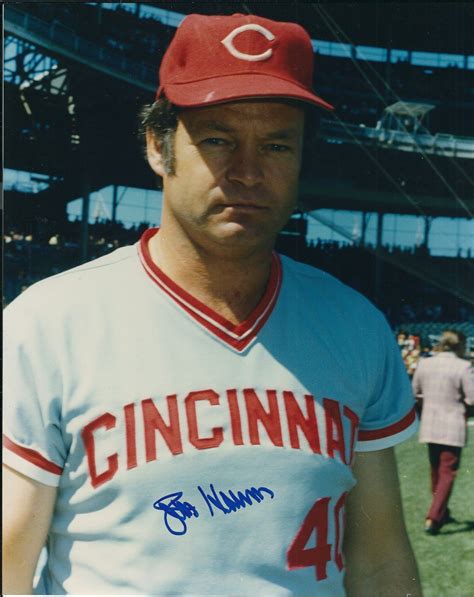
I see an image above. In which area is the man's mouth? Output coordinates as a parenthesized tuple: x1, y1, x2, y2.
(219, 203, 267, 211)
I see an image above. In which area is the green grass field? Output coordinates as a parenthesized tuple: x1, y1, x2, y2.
(395, 427, 474, 597)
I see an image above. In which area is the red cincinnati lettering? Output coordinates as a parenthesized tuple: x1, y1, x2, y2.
(244, 388, 283, 447)
(323, 398, 347, 463)
(81, 413, 118, 489)
(185, 390, 224, 450)
(226, 389, 243, 445)
(142, 396, 183, 462)
(284, 391, 321, 454)
(124, 402, 137, 470)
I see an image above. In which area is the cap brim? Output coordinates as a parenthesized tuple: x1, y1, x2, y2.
(161, 73, 334, 111)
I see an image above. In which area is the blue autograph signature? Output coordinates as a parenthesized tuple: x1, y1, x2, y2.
(198, 483, 274, 516)
(153, 484, 274, 536)
(153, 492, 199, 536)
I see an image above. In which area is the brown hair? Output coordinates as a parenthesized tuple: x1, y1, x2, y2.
(436, 329, 466, 356)
(139, 98, 179, 175)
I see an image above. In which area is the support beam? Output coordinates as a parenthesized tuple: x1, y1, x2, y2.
(375, 212, 384, 306)
(376, 212, 384, 248)
(360, 212, 368, 246)
(112, 184, 118, 223)
(81, 178, 90, 263)
(423, 215, 433, 248)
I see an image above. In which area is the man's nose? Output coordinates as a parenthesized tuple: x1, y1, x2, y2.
(226, 144, 264, 187)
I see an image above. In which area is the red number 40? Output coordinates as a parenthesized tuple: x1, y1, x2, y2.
(286, 492, 347, 582)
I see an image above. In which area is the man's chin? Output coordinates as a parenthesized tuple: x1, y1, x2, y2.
(206, 222, 277, 253)
(213, 221, 271, 242)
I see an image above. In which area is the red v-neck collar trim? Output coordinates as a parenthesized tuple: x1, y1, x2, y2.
(137, 228, 282, 352)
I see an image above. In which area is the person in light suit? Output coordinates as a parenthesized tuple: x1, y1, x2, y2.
(413, 329, 474, 534)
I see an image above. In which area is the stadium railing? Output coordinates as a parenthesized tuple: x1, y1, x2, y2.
(5, 6, 155, 91)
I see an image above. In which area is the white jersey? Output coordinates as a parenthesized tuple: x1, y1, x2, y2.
(4, 228, 417, 596)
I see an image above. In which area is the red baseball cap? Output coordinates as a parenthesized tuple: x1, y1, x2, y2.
(157, 13, 334, 111)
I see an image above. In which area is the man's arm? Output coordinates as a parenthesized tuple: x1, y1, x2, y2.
(411, 366, 423, 400)
(461, 364, 474, 416)
(411, 367, 424, 415)
(344, 448, 423, 597)
(2, 465, 57, 594)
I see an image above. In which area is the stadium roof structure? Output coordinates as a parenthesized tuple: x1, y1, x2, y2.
(4, 2, 474, 221)
(383, 102, 436, 118)
(147, 1, 474, 55)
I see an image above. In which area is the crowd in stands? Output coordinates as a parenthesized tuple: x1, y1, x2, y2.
(396, 328, 474, 377)
(397, 332, 425, 377)
(4, 219, 146, 302)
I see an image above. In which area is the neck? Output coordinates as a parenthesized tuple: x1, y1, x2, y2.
(148, 227, 275, 325)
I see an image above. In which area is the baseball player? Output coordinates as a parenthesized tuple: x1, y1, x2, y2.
(3, 13, 422, 596)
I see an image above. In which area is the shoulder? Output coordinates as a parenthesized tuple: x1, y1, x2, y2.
(419, 353, 471, 370)
(455, 355, 474, 371)
(438, 353, 471, 368)
(279, 254, 386, 326)
(4, 245, 138, 330)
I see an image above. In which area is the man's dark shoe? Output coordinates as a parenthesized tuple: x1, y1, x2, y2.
(442, 510, 456, 525)
(424, 519, 440, 535)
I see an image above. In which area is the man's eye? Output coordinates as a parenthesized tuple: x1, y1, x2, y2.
(202, 138, 227, 146)
(266, 144, 291, 152)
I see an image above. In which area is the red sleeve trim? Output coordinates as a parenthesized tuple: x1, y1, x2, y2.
(3, 435, 63, 475)
(358, 407, 417, 441)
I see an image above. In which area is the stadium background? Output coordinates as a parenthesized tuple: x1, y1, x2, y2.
(4, 2, 474, 595)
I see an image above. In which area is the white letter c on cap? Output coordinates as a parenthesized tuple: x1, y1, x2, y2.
(221, 24, 275, 62)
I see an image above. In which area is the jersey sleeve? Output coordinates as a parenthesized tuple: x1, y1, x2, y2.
(3, 292, 66, 486)
(354, 313, 418, 452)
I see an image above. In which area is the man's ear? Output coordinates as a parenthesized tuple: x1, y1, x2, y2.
(146, 130, 166, 178)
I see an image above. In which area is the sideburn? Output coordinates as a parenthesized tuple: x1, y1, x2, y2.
(161, 131, 176, 176)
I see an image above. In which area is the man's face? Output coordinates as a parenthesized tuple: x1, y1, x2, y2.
(147, 100, 305, 256)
